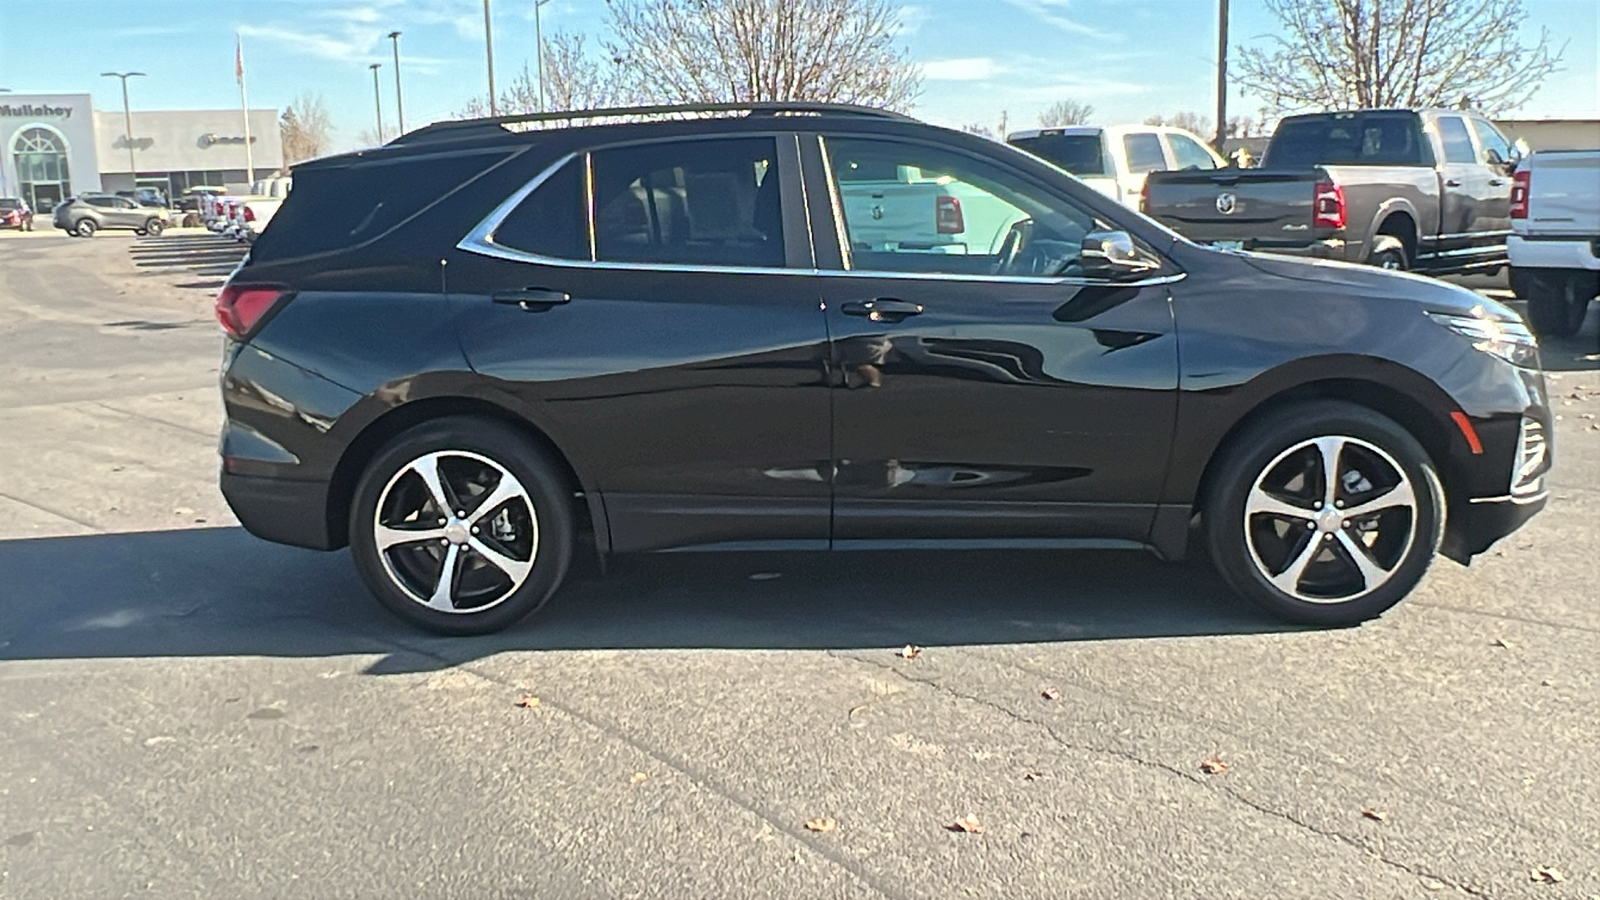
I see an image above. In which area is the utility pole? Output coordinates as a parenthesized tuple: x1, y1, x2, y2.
(483, 0, 498, 116)
(1214, 0, 1229, 153)
(534, 0, 552, 112)
(369, 63, 385, 144)
(100, 71, 146, 185)
(388, 31, 405, 134)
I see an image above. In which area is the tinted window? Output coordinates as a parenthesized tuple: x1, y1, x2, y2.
(825, 137, 1109, 278)
(1437, 117, 1477, 164)
(591, 137, 784, 268)
(1266, 113, 1426, 167)
(1470, 118, 1514, 164)
(1009, 134, 1106, 176)
(1122, 134, 1167, 174)
(493, 157, 587, 260)
(86, 197, 116, 208)
(1168, 134, 1218, 170)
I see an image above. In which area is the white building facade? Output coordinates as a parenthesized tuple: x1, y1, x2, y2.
(1, 92, 281, 211)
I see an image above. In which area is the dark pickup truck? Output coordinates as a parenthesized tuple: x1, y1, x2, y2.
(1142, 109, 1520, 274)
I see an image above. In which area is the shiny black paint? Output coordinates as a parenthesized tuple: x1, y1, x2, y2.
(218, 112, 1549, 567)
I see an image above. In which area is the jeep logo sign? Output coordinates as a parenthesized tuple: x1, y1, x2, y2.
(1216, 192, 1237, 215)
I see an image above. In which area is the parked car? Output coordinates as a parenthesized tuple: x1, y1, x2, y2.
(217, 101, 1549, 636)
(52, 194, 171, 237)
(116, 187, 169, 208)
(1007, 124, 1226, 209)
(239, 177, 293, 243)
(834, 156, 1025, 255)
(0, 197, 34, 231)
(1508, 149, 1599, 338)
(176, 186, 225, 213)
(1141, 109, 1520, 273)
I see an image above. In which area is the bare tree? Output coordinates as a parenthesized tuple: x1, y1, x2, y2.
(279, 92, 332, 164)
(1145, 111, 1213, 136)
(459, 32, 630, 118)
(603, 0, 920, 111)
(961, 110, 1010, 140)
(1038, 99, 1094, 127)
(1236, 0, 1563, 117)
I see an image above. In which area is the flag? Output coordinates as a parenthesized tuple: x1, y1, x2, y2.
(235, 36, 244, 85)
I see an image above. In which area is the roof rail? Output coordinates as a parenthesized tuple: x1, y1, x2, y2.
(392, 101, 915, 143)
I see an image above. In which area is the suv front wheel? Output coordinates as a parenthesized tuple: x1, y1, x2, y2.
(1204, 402, 1443, 625)
(348, 418, 574, 635)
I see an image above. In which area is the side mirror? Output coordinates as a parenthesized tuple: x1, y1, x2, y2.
(1081, 230, 1161, 280)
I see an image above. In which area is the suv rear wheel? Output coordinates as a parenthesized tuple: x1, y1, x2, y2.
(1204, 402, 1443, 625)
(74, 218, 96, 238)
(349, 418, 574, 635)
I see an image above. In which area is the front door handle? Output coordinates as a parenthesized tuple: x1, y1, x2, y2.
(841, 298, 924, 322)
(1444, 178, 1462, 187)
(1489, 178, 1507, 187)
(493, 287, 571, 310)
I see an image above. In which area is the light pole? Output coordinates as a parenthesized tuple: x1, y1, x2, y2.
(369, 63, 385, 144)
(387, 31, 405, 135)
(1214, 0, 1229, 153)
(483, 0, 498, 116)
(101, 71, 145, 185)
(534, 0, 552, 112)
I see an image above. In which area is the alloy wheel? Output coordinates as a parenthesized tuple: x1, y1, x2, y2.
(372, 450, 539, 614)
(1243, 435, 1417, 603)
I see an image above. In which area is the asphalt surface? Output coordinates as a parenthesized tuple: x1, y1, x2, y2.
(1, 228, 1597, 899)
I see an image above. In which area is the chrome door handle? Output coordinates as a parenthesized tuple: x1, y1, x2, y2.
(1489, 178, 1507, 186)
(841, 298, 924, 321)
(1444, 179, 1462, 187)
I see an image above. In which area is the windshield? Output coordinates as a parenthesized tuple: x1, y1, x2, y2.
(1009, 134, 1107, 176)
(1266, 112, 1426, 167)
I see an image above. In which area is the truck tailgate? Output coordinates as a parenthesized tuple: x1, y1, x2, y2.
(1143, 169, 1322, 243)
(1525, 150, 1600, 237)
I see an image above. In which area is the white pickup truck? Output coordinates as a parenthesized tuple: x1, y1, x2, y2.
(835, 160, 1026, 256)
(232, 176, 294, 243)
(1509, 150, 1599, 338)
(1006, 124, 1226, 210)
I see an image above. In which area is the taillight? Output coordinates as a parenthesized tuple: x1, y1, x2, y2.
(1510, 170, 1530, 219)
(936, 195, 964, 234)
(215, 284, 289, 339)
(243, 205, 255, 223)
(1313, 180, 1346, 230)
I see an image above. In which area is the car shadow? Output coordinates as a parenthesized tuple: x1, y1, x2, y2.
(0, 527, 1304, 671)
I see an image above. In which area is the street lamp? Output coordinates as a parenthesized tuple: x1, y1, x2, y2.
(483, 0, 497, 116)
(369, 63, 385, 144)
(534, 0, 553, 112)
(100, 71, 146, 184)
(387, 31, 405, 135)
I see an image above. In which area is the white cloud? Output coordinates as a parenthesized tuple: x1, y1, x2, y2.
(1000, 0, 1115, 39)
(921, 57, 1005, 81)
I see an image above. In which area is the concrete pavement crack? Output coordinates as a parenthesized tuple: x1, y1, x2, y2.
(831, 649, 1492, 899)
(90, 400, 217, 439)
(1409, 601, 1600, 636)
(0, 490, 103, 531)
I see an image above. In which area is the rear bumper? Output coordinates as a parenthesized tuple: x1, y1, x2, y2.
(1196, 236, 1350, 260)
(221, 471, 340, 550)
(1507, 234, 1600, 271)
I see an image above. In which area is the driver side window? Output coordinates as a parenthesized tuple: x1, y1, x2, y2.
(824, 137, 1106, 278)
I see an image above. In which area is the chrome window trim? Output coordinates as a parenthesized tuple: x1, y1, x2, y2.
(458, 141, 1185, 287)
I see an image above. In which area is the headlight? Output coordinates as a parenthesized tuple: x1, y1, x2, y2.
(1427, 312, 1539, 368)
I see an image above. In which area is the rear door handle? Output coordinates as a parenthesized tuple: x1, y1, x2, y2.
(493, 287, 571, 310)
(841, 298, 923, 321)
(1444, 179, 1462, 187)
(1488, 178, 1507, 186)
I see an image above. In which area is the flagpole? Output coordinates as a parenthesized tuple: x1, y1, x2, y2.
(237, 34, 255, 182)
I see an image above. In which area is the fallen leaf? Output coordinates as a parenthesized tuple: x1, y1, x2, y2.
(847, 703, 870, 718)
(516, 694, 541, 708)
(1420, 877, 1446, 891)
(804, 816, 837, 833)
(1023, 770, 1046, 781)
(1530, 867, 1565, 884)
(1040, 687, 1061, 701)
(1199, 756, 1229, 775)
(946, 814, 984, 834)
(630, 772, 648, 785)
(1491, 638, 1512, 649)
(897, 644, 922, 659)
(1360, 808, 1387, 822)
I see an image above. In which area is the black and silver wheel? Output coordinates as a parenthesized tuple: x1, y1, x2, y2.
(1205, 402, 1443, 625)
(1526, 270, 1592, 338)
(144, 219, 164, 237)
(74, 218, 96, 238)
(349, 418, 573, 635)
(1367, 239, 1407, 271)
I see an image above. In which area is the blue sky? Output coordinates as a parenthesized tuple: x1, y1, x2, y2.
(1, 0, 1595, 153)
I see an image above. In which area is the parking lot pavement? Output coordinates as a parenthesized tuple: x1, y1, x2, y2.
(1, 231, 1597, 898)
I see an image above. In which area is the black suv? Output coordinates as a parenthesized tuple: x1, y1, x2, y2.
(217, 102, 1550, 635)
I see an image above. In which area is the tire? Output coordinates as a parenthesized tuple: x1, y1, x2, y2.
(1204, 401, 1444, 626)
(144, 219, 164, 237)
(1526, 270, 1590, 338)
(1367, 237, 1408, 271)
(348, 417, 574, 635)
(1507, 267, 1534, 300)
(74, 218, 97, 238)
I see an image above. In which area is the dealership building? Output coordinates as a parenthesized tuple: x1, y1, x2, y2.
(0, 92, 282, 211)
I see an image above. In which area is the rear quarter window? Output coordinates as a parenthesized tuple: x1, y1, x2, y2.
(1122, 134, 1168, 174)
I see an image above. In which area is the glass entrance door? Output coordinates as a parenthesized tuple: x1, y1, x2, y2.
(12, 127, 72, 213)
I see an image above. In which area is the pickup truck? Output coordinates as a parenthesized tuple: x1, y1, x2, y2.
(237, 176, 293, 243)
(1008, 124, 1226, 210)
(1142, 109, 1520, 274)
(835, 158, 1025, 256)
(1509, 149, 1600, 338)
